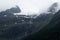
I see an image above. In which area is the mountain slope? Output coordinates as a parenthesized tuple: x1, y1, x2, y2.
(22, 10, 60, 40)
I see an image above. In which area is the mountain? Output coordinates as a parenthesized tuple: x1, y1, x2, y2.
(0, 3, 59, 40)
(31, 2, 58, 32)
(22, 10, 60, 40)
(0, 5, 21, 17)
(48, 2, 58, 14)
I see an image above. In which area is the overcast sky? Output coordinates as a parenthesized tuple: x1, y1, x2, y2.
(0, 0, 60, 15)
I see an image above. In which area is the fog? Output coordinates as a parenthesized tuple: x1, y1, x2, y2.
(0, 0, 60, 15)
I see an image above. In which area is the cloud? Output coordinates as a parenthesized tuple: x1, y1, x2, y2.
(0, 0, 60, 15)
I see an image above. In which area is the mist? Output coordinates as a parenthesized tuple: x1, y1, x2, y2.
(0, 0, 60, 15)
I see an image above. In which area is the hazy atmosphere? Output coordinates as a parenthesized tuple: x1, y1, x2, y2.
(0, 0, 60, 15)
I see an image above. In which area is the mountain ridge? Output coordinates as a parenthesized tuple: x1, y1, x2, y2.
(22, 10, 60, 40)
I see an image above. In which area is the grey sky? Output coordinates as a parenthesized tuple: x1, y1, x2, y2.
(0, 0, 60, 15)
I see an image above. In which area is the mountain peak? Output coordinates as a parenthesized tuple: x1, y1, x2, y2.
(48, 2, 58, 14)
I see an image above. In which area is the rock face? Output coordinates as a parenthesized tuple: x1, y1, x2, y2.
(22, 10, 60, 40)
